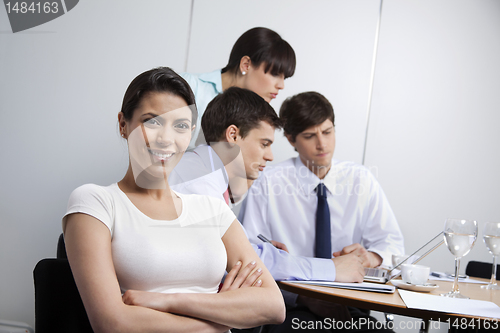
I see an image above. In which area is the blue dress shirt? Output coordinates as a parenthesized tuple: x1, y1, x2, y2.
(170, 145, 337, 282)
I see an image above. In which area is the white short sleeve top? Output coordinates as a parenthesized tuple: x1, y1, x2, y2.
(63, 183, 235, 294)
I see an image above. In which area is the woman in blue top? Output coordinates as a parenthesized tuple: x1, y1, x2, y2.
(63, 67, 285, 333)
(182, 27, 296, 147)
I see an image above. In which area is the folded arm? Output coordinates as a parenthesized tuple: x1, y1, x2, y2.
(64, 213, 229, 333)
(123, 221, 286, 329)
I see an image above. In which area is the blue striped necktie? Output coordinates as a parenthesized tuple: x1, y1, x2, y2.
(315, 183, 331, 258)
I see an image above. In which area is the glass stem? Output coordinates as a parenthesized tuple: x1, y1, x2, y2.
(491, 255, 498, 285)
(452, 257, 460, 293)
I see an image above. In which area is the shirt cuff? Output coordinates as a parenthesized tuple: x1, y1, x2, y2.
(308, 257, 336, 281)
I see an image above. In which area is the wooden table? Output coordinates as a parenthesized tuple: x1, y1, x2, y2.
(279, 279, 500, 325)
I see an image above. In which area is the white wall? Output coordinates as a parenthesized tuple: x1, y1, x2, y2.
(0, 0, 498, 329)
(187, 0, 381, 165)
(0, 0, 192, 326)
(366, 0, 500, 273)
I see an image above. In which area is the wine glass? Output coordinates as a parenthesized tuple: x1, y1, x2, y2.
(481, 222, 500, 290)
(441, 218, 477, 298)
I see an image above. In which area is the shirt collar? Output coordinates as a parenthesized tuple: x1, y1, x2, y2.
(294, 157, 337, 195)
(193, 144, 227, 176)
(209, 145, 229, 181)
(198, 69, 223, 94)
(194, 144, 230, 183)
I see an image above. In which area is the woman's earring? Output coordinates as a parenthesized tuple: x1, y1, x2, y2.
(121, 133, 125, 138)
(241, 71, 246, 75)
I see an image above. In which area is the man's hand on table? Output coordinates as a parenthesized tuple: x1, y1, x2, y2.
(263, 240, 378, 281)
(333, 243, 382, 268)
(331, 253, 365, 283)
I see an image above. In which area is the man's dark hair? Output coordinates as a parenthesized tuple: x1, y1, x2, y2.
(202, 87, 282, 143)
(221, 27, 296, 79)
(279, 92, 335, 142)
(121, 67, 197, 122)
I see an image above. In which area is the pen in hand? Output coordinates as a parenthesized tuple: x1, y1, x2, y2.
(257, 234, 290, 253)
(258, 234, 275, 246)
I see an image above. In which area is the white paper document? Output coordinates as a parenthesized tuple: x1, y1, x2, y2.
(286, 280, 395, 294)
(399, 290, 500, 319)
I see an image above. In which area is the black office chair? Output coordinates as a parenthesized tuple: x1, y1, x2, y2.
(56, 233, 67, 259)
(466, 260, 500, 280)
(33, 234, 93, 333)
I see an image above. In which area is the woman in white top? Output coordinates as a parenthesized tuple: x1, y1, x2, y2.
(63, 67, 285, 333)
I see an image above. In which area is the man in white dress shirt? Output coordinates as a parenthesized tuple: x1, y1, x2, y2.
(170, 87, 365, 285)
(239, 91, 404, 332)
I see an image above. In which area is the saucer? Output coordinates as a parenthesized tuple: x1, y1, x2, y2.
(391, 280, 439, 292)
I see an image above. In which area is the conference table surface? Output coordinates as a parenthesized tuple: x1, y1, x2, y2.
(278, 278, 500, 323)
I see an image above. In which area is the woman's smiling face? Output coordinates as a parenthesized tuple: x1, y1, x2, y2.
(121, 92, 193, 185)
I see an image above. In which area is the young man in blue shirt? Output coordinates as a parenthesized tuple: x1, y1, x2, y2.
(170, 87, 365, 287)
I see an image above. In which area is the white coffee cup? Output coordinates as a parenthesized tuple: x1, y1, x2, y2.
(401, 264, 430, 285)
